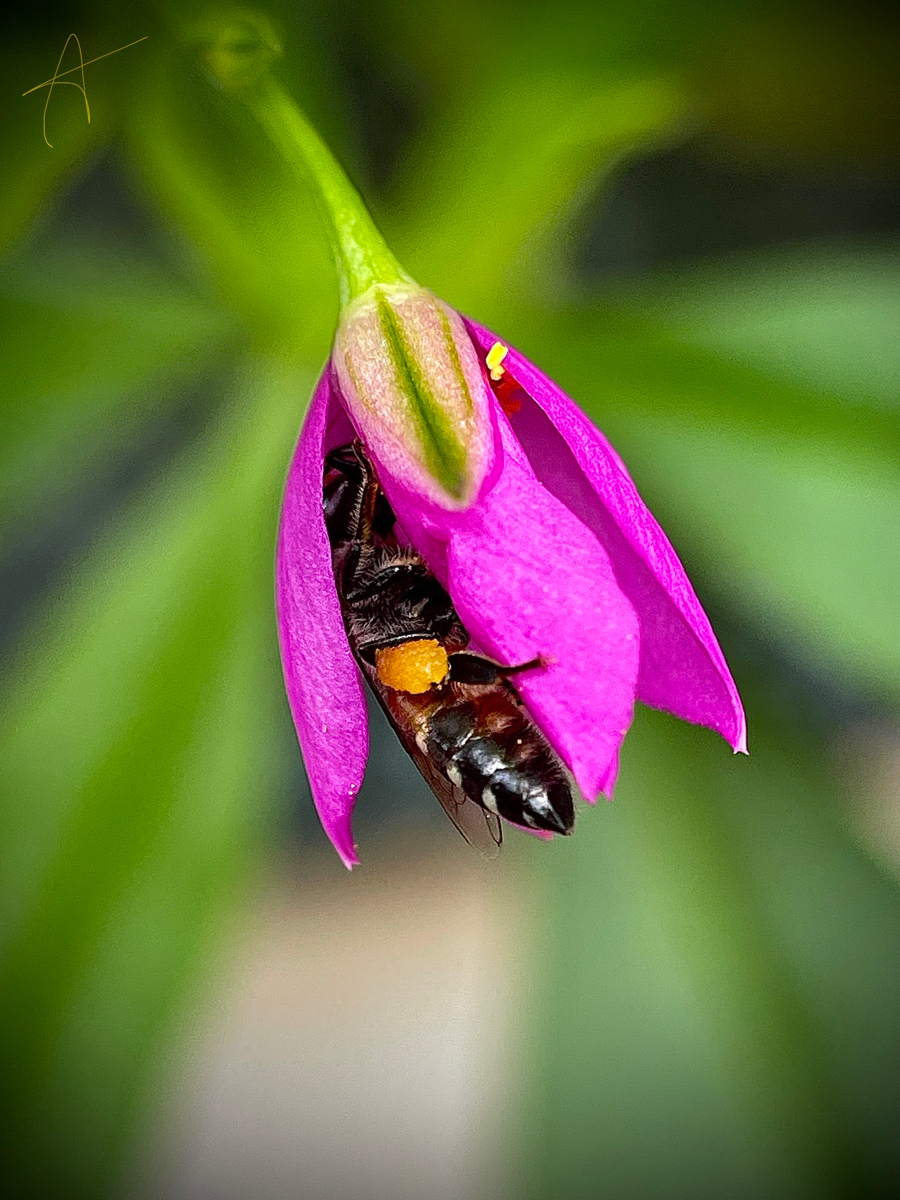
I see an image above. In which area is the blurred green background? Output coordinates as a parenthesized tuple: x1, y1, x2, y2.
(3, 1, 900, 1197)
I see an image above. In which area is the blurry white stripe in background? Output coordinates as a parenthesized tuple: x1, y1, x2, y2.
(130, 840, 526, 1200)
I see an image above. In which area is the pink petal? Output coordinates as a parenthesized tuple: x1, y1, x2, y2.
(465, 320, 747, 754)
(508, 822, 555, 841)
(382, 409, 641, 802)
(276, 367, 367, 867)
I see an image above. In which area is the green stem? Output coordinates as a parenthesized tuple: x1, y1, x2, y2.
(245, 78, 411, 305)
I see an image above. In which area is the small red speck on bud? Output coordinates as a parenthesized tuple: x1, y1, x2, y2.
(491, 372, 525, 417)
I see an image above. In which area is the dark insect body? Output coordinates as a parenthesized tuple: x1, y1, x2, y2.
(323, 441, 575, 853)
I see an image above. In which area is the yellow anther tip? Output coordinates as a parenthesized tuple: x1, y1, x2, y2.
(486, 342, 508, 381)
(375, 639, 449, 693)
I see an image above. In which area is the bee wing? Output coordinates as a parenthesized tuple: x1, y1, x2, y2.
(365, 670, 502, 859)
(414, 746, 502, 860)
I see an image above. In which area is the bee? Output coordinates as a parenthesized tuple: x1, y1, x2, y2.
(323, 440, 575, 854)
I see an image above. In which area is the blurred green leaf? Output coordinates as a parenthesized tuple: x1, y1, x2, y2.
(516, 704, 900, 1198)
(1, 42, 102, 250)
(618, 414, 900, 706)
(686, 7, 900, 163)
(509, 245, 900, 701)
(0, 353, 309, 1196)
(0, 236, 237, 540)
(121, 19, 337, 348)
(612, 241, 900, 414)
(393, 69, 688, 313)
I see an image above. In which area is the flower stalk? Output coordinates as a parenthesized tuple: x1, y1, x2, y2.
(191, 12, 410, 304)
(191, 15, 492, 507)
(246, 78, 411, 304)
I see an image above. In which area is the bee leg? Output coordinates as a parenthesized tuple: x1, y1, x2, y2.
(325, 449, 361, 534)
(324, 443, 364, 474)
(339, 542, 366, 598)
(325, 443, 395, 540)
(354, 448, 395, 544)
(328, 443, 398, 600)
(447, 652, 545, 685)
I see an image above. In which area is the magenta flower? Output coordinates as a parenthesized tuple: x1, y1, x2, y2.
(184, 25, 744, 867)
(277, 285, 745, 867)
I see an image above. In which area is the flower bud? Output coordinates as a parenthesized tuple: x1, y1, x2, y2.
(332, 285, 494, 507)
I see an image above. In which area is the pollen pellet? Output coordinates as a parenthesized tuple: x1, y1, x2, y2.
(375, 639, 449, 693)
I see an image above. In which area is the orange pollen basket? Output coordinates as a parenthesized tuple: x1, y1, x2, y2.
(375, 639, 450, 693)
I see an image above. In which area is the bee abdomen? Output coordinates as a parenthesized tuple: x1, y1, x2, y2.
(428, 704, 574, 836)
